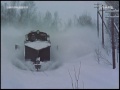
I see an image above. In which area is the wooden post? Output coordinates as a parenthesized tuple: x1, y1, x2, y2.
(111, 11, 116, 69)
(117, 32, 119, 63)
(94, 3, 100, 37)
(97, 4, 99, 37)
(102, 5, 104, 48)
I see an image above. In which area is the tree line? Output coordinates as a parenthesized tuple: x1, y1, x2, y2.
(1, 1, 95, 30)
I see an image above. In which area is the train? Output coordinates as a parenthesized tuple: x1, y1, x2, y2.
(24, 30, 51, 71)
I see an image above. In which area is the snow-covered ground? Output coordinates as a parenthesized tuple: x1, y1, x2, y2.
(1, 26, 119, 89)
(1, 1, 119, 89)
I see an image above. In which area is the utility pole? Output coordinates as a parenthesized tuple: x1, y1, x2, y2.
(105, 9, 119, 69)
(94, 3, 100, 37)
(97, 4, 99, 37)
(102, 5, 104, 48)
(111, 11, 116, 69)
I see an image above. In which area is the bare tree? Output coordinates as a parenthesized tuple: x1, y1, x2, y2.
(67, 18, 73, 28)
(94, 48, 112, 65)
(68, 61, 84, 89)
(95, 48, 101, 64)
(77, 12, 93, 27)
(43, 11, 52, 29)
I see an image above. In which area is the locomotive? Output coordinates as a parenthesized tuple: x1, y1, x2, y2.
(24, 30, 51, 71)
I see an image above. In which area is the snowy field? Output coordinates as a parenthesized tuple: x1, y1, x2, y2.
(1, 1, 119, 89)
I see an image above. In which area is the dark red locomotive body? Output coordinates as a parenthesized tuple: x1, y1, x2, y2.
(24, 30, 51, 64)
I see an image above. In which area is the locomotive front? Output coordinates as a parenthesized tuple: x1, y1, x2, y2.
(24, 30, 51, 71)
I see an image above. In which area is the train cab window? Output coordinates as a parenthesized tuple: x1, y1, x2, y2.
(27, 31, 37, 42)
(39, 32, 47, 41)
(26, 30, 49, 42)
